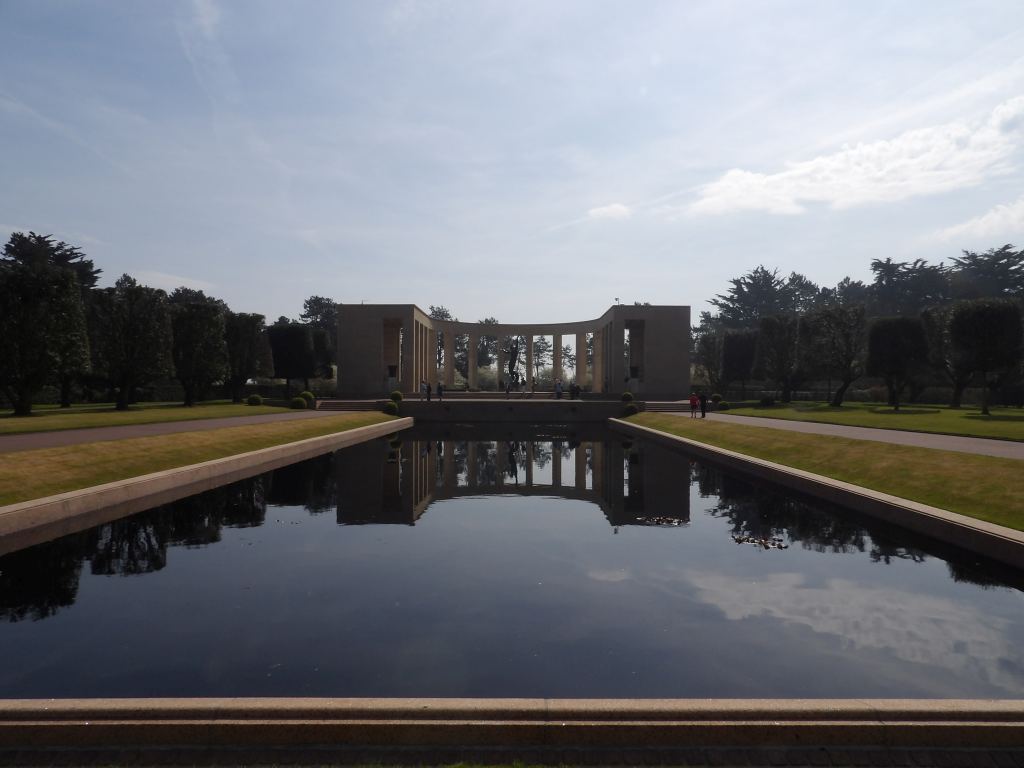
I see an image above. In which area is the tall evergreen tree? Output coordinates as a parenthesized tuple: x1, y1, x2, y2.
(949, 299, 1023, 415)
(169, 288, 228, 407)
(866, 317, 929, 411)
(225, 312, 272, 402)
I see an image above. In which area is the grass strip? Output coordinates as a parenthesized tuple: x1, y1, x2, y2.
(629, 413, 1024, 532)
(0, 401, 293, 435)
(0, 412, 394, 506)
(723, 401, 1024, 441)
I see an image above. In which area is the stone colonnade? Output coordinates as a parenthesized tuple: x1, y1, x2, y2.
(336, 304, 690, 398)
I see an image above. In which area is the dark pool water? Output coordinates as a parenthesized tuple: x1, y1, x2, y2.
(1, 424, 1022, 698)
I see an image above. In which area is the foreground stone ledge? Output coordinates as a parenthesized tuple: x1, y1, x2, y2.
(0, 699, 1021, 750)
(0, 417, 412, 555)
(610, 418, 1024, 569)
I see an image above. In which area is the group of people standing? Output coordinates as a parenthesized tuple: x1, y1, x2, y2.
(419, 380, 444, 401)
(688, 391, 709, 418)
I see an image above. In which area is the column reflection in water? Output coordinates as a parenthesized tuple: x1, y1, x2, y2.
(333, 434, 690, 529)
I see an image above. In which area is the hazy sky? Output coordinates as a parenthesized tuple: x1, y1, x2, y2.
(2, 1, 1024, 324)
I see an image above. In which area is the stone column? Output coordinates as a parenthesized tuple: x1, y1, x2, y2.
(553, 334, 562, 384)
(576, 332, 587, 387)
(443, 441, 456, 493)
(444, 333, 456, 388)
(467, 442, 478, 487)
(575, 444, 587, 490)
(592, 328, 604, 393)
(526, 442, 534, 486)
(496, 335, 505, 391)
(525, 336, 534, 390)
(551, 441, 562, 488)
(496, 441, 506, 487)
(468, 333, 478, 390)
(400, 321, 412, 394)
(428, 327, 438, 388)
(609, 319, 625, 394)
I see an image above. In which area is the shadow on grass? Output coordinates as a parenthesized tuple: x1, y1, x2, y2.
(964, 413, 1024, 422)
(866, 407, 941, 416)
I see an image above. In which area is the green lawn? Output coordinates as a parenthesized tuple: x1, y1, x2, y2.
(628, 413, 1024, 532)
(723, 401, 1024, 441)
(0, 400, 292, 435)
(0, 412, 394, 506)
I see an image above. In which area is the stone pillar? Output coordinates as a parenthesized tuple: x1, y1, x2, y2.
(468, 333, 478, 390)
(609, 319, 625, 394)
(575, 444, 587, 490)
(526, 442, 534, 486)
(400, 322, 412, 394)
(428, 327, 438, 388)
(592, 328, 604, 393)
(576, 332, 586, 386)
(444, 334, 456, 388)
(443, 441, 456, 493)
(551, 441, 562, 488)
(553, 334, 562, 384)
(525, 336, 534, 390)
(496, 335, 505, 391)
(496, 441, 506, 487)
(467, 442, 478, 487)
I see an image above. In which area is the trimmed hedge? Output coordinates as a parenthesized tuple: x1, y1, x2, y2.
(384, 400, 399, 415)
(246, 394, 263, 406)
(621, 391, 634, 402)
(390, 390, 403, 403)
(289, 396, 308, 409)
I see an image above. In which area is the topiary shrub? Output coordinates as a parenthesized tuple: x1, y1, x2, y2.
(622, 402, 640, 416)
(759, 396, 775, 407)
(289, 396, 308, 409)
(711, 393, 722, 403)
(298, 390, 315, 407)
(246, 394, 263, 406)
(717, 401, 730, 410)
(384, 400, 399, 415)
(621, 391, 634, 402)
(390, 390, 403, 403)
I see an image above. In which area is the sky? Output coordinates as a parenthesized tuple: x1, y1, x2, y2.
(2, 0, 1024, 324)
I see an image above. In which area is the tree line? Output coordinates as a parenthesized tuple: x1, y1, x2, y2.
(694, 247, 1024, 414)
(0, 232, 338, 415)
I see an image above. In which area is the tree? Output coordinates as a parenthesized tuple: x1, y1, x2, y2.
(813, 304, 867, 406)
(531, 336, 553, 378)
(300, 296, 337, 369)
(225, 312, 272, 403)
(921, 305, 975, 408)
(692, 312, 725, 391)
(476, 317, 499, 368)
(89, 275, 173, 410)
(866, 317, 929, 411)
(755, 314, 802, 403)
(169, 288, 228, 407)
(561, 344, 576, 371)
(429, 305, 454, 369)
(949, 299, 1023, 415)
(949, 245, 1024, 299)
(869, 258, 949, 316)
(3, 231, 97, 407)
(502, 334, 527, 384)
(710, 266, 810, 328)
(0, 263, 88, 415)
(267, 322, 316, 397)
(721, 330, 758, 398)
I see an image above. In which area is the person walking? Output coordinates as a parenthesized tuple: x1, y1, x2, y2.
(699, 391, 708, 418)
(437, 381, 444, 401)
(555, 379, 563, 399)
(426, 382, 432, 402)
(689, 392, 699, 418)
(419, 380, 426, 401)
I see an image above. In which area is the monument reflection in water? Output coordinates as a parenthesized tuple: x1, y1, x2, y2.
(1, 425, 1023, 700)
(336, 425, 687, 529)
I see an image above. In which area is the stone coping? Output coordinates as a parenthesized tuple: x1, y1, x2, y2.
(0, 698, 1021, 750)
(0, 417, 412, 556)
(610, 418, 1024, 569)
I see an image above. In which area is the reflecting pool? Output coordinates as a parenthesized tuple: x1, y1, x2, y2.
(1, 424, 1022, 698)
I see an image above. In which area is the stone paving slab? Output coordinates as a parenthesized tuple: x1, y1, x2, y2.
(0, 410, 337, 454)
(698, 413, 1024, 460)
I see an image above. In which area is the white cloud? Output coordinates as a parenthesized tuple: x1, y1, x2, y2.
(192, 0, 221, 40)
(690, 96, 1024, 216)
(587, 203, 632, 220)
(936, 195, 1024, 242)
(135, 270, 215, 292)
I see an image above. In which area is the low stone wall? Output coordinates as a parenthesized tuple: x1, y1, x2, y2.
(0, 697, 1021, 759)
(611, 418, 1024, 569)
(400, 399, 630, 422)
(0, 417, 412, 556)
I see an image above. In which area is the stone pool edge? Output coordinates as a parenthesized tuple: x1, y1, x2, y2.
(609, 417, 1024, 569)
(0, 698, 1022, 754)
(0, 416, 413, 556)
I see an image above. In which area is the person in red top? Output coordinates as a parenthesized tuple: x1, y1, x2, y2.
(689, 392, 699, 418)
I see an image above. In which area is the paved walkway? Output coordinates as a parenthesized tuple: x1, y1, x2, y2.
(0, 410, 337, 454)
(697, 411, 1024, 460)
